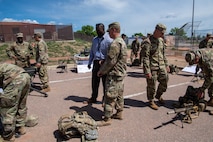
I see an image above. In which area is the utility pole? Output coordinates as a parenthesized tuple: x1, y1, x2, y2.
(191, 0, 195, 48)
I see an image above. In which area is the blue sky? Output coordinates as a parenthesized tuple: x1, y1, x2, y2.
(0, 0, 212, 37)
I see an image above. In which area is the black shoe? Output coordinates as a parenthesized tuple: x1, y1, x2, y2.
(83, 98, 97, 104)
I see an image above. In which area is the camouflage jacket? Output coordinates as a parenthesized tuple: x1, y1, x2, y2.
(199, 39, 213, 49)
(35, 39, 49, 64)
(143, 35, 168, 74)
(196, 49, 213, 90)
(0, 63, 27, 88)
(99, 36, 127, 78)
(131, 40, 140, 53)
(6, 41, 33, 62)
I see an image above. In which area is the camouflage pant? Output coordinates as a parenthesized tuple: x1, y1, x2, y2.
(0, 73, 30, 138)
(130, 50, 138, 63)
(146, 68, 169, 100)
(15, 59, 30, 68)
(103, 76, 124, 119)
(203, 76, 213, 98)
(38, 64, 49, 88)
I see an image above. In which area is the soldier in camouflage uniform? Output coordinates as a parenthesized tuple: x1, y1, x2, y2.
(6, 33, 33, 68)
(199, 33, 213, 49)
(33, 32, 50, 93)
(185, 49, 213, 115)
(130, 35, 140, 64)
(139, 33, 152, 66)
(143, 23, 170, 110)
(0, 63, 30, 142)
(97, 22, 127, 125)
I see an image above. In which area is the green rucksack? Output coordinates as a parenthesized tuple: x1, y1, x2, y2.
(58, 111, 98, 142)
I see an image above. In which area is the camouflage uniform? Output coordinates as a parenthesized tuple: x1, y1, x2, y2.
(34, 33, 49, 89)
(0, 63, 30, 140)
(6, 33, 33, 68)
(130, 37, 140, 63)
(143, 35, 169, 101)
(185, 49, 213, 99)
(199, 33, 213, 49)
(99, 28, 127, 119)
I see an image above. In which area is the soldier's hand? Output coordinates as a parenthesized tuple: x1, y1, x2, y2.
(88, 64, 91, 69)
(146, 73, 152, 79)
(197, 87, 205, 99)
(97, 71, 103, 77)
(12, 55, 17, 60)
(35, 63, 41, 68)
(31, 42, 36, 48)
(166, 66, 170, 73)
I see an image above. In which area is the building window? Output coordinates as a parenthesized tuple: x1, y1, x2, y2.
(12, 27, 19, 34)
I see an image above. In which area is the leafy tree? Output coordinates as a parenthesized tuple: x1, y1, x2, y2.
(76, 25, 97, 37)
(170, 27, 187, 37)
(133, 33, 144, 37)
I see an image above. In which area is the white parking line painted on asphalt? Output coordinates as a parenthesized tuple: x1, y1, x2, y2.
(49, 76, 91, 83)
(124, 82, 191, 99)
(49, 76, 190, 99)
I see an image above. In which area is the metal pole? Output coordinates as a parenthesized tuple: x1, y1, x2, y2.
(191, 0, 195, 48)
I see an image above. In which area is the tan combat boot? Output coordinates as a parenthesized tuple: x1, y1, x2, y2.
(16, 126, 26, 135)
(149, 100, 158, 110)
(97, 117, 111, 127)
(41, 86, 51, 93)
(207, 98, 213, 107)
(112, 110, 123, 120)
(1, 135, 15, 142)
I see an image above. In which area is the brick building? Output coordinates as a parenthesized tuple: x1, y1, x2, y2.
(0, 22, 74, 42)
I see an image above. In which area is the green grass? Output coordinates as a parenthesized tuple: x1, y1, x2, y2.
(0, 39, 92, 64)
(0, 44, 9, 62)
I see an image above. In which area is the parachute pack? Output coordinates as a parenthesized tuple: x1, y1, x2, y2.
(58, 111, 98, 142)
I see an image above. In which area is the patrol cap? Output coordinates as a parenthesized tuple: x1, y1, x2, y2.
(16, 32, 23, 38)
(107, 22, 120, 32)
(155, 23, 167, 33)
(147, 33, 152, 36)
(33, 32, 42, 38)
(207, 33, 212, 37)
(185, 51, 195, 65)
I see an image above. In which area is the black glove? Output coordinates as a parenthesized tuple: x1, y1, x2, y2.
(88, 64, 91, 69)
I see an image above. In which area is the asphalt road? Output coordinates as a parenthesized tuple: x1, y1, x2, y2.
(13, 61, 213, 142)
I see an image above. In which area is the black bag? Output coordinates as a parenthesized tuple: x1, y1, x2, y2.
(179, 85, 205, 107)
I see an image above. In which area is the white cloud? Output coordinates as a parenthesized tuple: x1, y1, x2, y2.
(2, 18, 39, 24)
(1, 0, 213, 37)
(47, 21, 56, 25)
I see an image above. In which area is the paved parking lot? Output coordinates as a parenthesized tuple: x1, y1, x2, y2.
(13, 58, 213, 142)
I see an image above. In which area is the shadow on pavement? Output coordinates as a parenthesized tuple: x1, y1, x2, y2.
(127, 71, 146, 78)
(124, 98, 147, 108)
(69, 105, 103, 121)
(64, 95, 88, 103)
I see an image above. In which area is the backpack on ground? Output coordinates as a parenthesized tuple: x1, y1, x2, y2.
(178, 85, 206, 112)
(58, 111, 98, 142)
